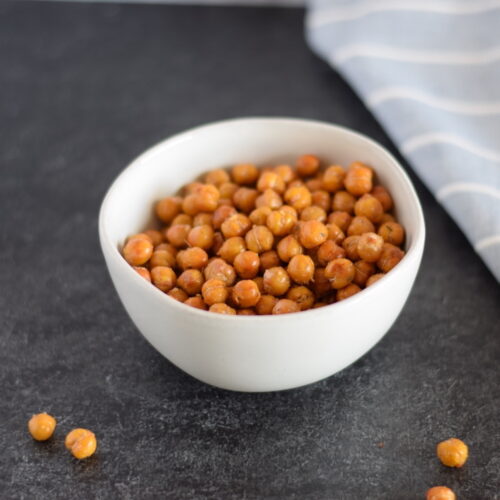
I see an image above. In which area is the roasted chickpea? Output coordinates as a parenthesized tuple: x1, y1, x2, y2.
(205, 168, 230, 186)
(217, 236, 246, 264)
(233, 187, 258, 213)
(171, 213, 192, 226)
(168, 287, 189, 302)
(184, 296, 207, 310)
(259, 250, 281, 272)
(182, 194, 199, 216)
(344, 162, 373, 196)
(65, 428, 97, 460)
(187, 224, 214, 250)
(250, 206, 272, 225)
(280, 205, 298, 218)
(166, 224, 191, 248)
(296, 154, 320, 177)
(212, 205, 237, 229)
(377, 243, 405, 273)
(312, 268, 331, 297)
(300, 205, 327, 222)
(328, 211, 352, 232)
(263, 267, 291, 296)
(123, 237, 153, 266)
(378, 221, 405, 246)
(332, 191, 356, 214)
(305, 177, 323, 192)
(325, 258, 355, 289)
(221, 213, 252, 238)
(274, 164, 296, 183)
(194, 184, 220, 212)
(231, 163, 259, 185)
(256, 189, 283, 209)
(347, 216, 375, 236)
(277, 235, 303, 263)
(372, 185, 393, 211)
(426, 487, 456, 500)
(232, 280, 261, 308)
(219, 181, 239, 200)
(266, 208, 297, 236)
(204, 258, 236, 286)
(284, 185, 312, 212)
(437, 438, 469, 468)
(177, 269, 204, 295)
(354, 194, 384, 223)
(184, 182, 204, 195)
(257, 171, 286, 193)
(357, 232, 384, 262)
(255, 294, 279, 315)
(28, 413, 56, 441)
(144, 229, 164, 246)
(192, 213, 212, 227)
(150, 249, 176, 269)
(311, 190, 331, 212)
(286, 286, 315, 310)
(201, 279, 228, 305)
(317, 240, 346, 266)
(336, 283, 361, 301)
(234, 251, 260, 278)
(272, 299, 300, 314)
(287, 179, 305, 189)
(154, 242, 177, 254)
(326, 223, 345, 244)
(353, 260, 375, 287)
(299, 220, 328, 249)
(155, 196, 182, 223)
(245, 225, 274, 253)
(151, 266, 176, 292)
(238, 308, 255, 315)
(133, 266, 152, 282)
(287, 255, 315, 284)
(322, 165, 345, 192)
(177, 247, 208, 270)
(209, 302, 237, 314)
(342, 235, 361, 261)
(366, 273, 385, 286)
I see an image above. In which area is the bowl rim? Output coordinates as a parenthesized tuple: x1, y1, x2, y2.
(99, 116, 426, 322)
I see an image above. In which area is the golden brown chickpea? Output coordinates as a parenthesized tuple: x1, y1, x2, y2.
(317, 240, 346, 266)
(426, 486, 456, 500)
(299, 220, 328, 249)
(286, 286, 315, 311)
(287, 179, 305, 189)
(379, 213, 396, 224)
(250, 206, 273, 225)
(233, 187, 258, 213)
(237, 308, 255, 315)
(184, 182, 204, 195)
(182, 194, 200, 216)
(166, 224, 191, 248)
(344, 162, 373, 196)
(372, 185, 393, 211)
(263, 266, 291, 296)
(201, 279, 228, 306)
(144, 229, 164, 246)
(151, 266, 176, 292)
(28, 413, 56, 441)
(325, 258, 355, 289)
(287, 255, 315, 284)
(277, 235, 303, 263)
(354, 194, 384, 223)
(259, 250, 280, 272)
(378, 221, 405, 246)
(336, 283, 361, 301)
(205, 168, 230, 186)
(366, 273, 385, 286)
(217, 236, 246, 264)
(312, 268, 331, 297)
(266, 208, 297, 236)
(186, 224, 214, 250)
(284, 185, 312, 212)
(357, 232, 384, 262)
(232, 280, 261, 308)
(253, 276, 265, 293)
(255, 294, 279, 315)
(219, 181, 239, 200)
(168, 287, 189, 302)
(322, 165, 346, 192)
(347, 216, 375, 236)
(437, 438, 469, 468)
(194, 184, 220, 213)
(296, 154, 320, 177)
(150, 249, 177, 269)
(221, 213, 252, 238)
(377, 243, 405, 273)
(177, 269, 204, 295)
(177, 247, 208, 270)
(328, 211, 352, 232)
(342, 235, 361, 261)
(204, 258, 236, 286)
(155, 242, 178, 255)
(133, 266, 152, 282)
(212, 205, 237, 229)
(274, 164, 296, 183)
(231, 163, 259, 185)
(192, 213, 213, 227)
(305, 177, 323, 192)
(245, 225, 274, 253)
(311, 190, 331, 212)
(123, 237, 154, 266)
(256, 189, 283, 209)
(280, 205, 298, 218)
(256, 171, 285, 194)
(127, 232, 152, 243)
(332, 191, 356, 214)
(211, 232, 225, 255)
(208, 303, 235, 314)
(65, 428, 97, 460)
(234, 251, 260, 279)
(272, 299, 300, 314)
(184, 296, 207, 310)
(171, 213, 192, 226)
(326, 223, 345, 244)
(155, 196, 182, 223)
(353, 260, 375, 287)
(300, 205, 327, 222)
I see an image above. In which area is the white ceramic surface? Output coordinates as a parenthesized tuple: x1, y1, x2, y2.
(99, 117, 425, 392)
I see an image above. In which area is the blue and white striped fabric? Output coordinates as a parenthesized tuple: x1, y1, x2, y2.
(306, 0, 500, 282)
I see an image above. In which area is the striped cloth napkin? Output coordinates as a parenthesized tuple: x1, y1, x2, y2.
(306, 0, 500, 282)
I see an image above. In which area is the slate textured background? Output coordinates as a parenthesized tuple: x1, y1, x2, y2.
(0, 2, 499, 499)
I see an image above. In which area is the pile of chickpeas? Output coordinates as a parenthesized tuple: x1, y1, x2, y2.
(122, 155, 406, 315)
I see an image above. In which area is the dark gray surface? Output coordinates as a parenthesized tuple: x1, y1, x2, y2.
(0, 2, 499, 499)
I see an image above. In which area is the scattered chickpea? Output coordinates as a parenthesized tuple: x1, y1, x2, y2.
(437, 438, 469, 468)
(209, 303, 236, 315)
(177, 269, 204, 295)
(266, 208, 297, 236)
(168, 287, 189, 302)
(357, 232, 384, 262)
(299, 220, 328, 249)
(155, 197, 181, 223)
(234, 251, 260, 279)
(171, 213, 192, 226)
(352, 260, 375, 287)
(221, 213, 252, 238)
(231, 163, 259, 185)
(218, 236, 246, 264)
(250, 206, 273, 225)
(366, 273, 385, 286)
(65, 428, 97, 460)
(332, 191, 356, 214)
(237, 308, 255, 315)
(311, 190, 331, 212)
(259, 250, 281, 272)
(233, 187, 258, 213)
(426, 486, 456, 500)
(377, 243, 405, 273)
(344, 162, 373, 196)
(347, 216, 375, 236)
(245, 225, 274, 253)
(219, 182, 239, 200)
(257, 171, 286, 193)
(277, 235, 303, 263)
(354, 194, 384, 223)
(287, 255, 315, 284)
(378, 221, 405, 246)
(192, 213, 213, 227)
(317, 240, 346, 266)
(256, 294, 279, 315)
(133, 266, 151, 282)
(342, 235, 361, 261)
(296, 154, 320, 177)
(274, 164, 296, 183)
(301, 205, 327, 222)
(150, 249, 176, 269)
(336, 283, 361, 301)
(326, 223, 345, 244)
(205, 168, 230, 186)
(212, 205, 237, 229)
(184, 296, 207, 310)
(323, 165, 345, 192)
(286, 286, 315, 310)
(325, 258, 355, 289)
(166, 224, 191, 248)
(143, 229, 163, 246)
(28, 413, 56, 441)
(123, 237, 153, 266)
(263, 267, 291, 296)
(328, 211, 352, 232)
(204, 258, 236, 286)
(284, 185, 312, 212)
(151, 266, 177, 292)
(177, 247, 208, 270)
(272, 299, 300, 314)
(256, 189, 283, 209)
(232, 280, 261, 308)
(371, 185, 393, 211)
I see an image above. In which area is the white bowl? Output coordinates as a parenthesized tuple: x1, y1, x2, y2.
(99, 117, 425, 392)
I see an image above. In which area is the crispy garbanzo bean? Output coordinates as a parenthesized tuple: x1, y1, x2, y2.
(204, 258, 236, 286)
(134, 266, 152, 282)
(201, 279, 228, 305)
(184, 295, 207, 310)
(336, 283, 361, 301)
(212, 205, 237, 229)
(253, 276, 265, 293)
(256, 189, 283, 209)
(192, 213, 213, 227)
(426, 487, 456, 500)
(151, 266, 177, 292)
(332, 191, 356, 214)
(234, 251, 260, 279)
(342, 235, 361, 261)
(378, 221, 405, 246)
(328, 211, 352, 232)
(354, 194, 384, 223)
(257, 171, 286, 193)
(150, 249, 176, 269)
(311, 190, 331, 212)
(357, 232, 384, 262)
(232, 280, 261, 308)
(286, 286, 315, 310)
(325, 258, 355, 289)
(322, 165, 345, 192)
(300, 205, 327, 222)
(299, 220, 328, 249)
(249, 206, 273, 225)
(371, 185, 393, 211)
(144, 229, 163, 246)
(284, 185, 312, 212)
(28, 413, 56, 441)
(287, 255, 315, 284)
(168, 287, 189, 302)
(166, 224, 191, 248)
(187, 225, 214, 250)
(221, 213, 252, 238)
(344, 162, 372, 196)
(65, 428, 97, 460)
(171, 213, 192, 226)
(380, 212, 395, 224)
(156, 197, 182, 223)
(326, 223, 345, 244)
(305, 177, 323, 192)
(277, 235, 303, 263)
(366, 273, 385, 286)
(123, 237, 153, 266)
(238, 308, 255, 315)
(353, 260, 375, 287)
(233, 187, 258, 213)
(177, 269, 204, 295)
(232, 163, 259, 185)
(218, 236, 246, 264)
(377, 243, 405, 273)
(437, 438, 469, 468)
(274, 164, 296, 183)
(256, 294, 279, 314)
(263, 266, 291, 296)
(317, 240, 346, 266)
(266, 208, 297, 236)
(297, 154, 320, 177)
(209, 303, 236, 314)
(245, 225, 274, 253)
(272, 299, 300, 314)
(205, 168, 230, 186)
(259, 250, 281, 272)
(177, 247, 208, 270)
(347, 216, 375, 236)
(219, 182, 239, 200)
